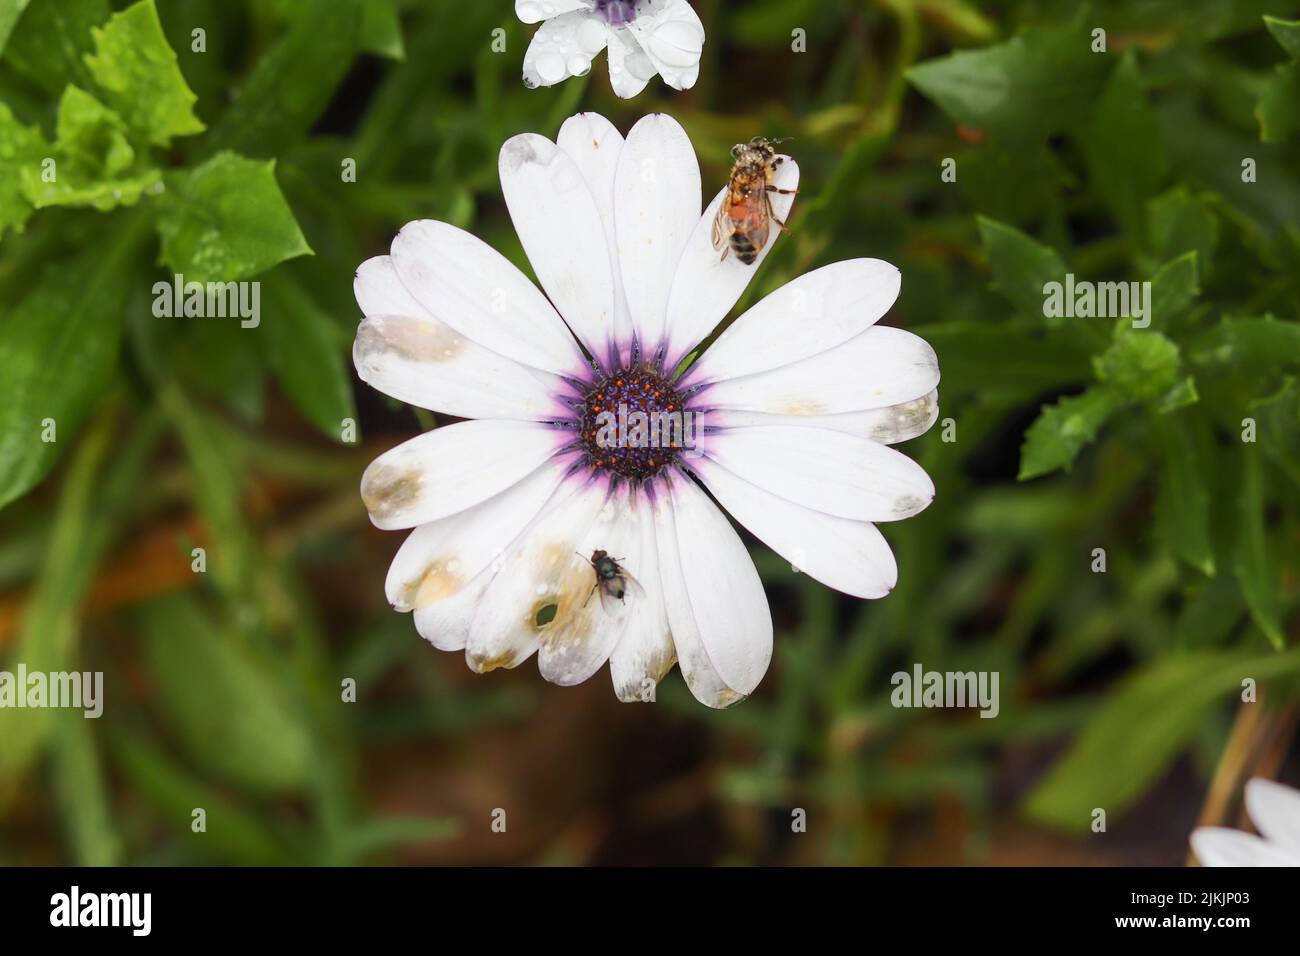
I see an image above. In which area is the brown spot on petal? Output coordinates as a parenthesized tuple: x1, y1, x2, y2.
(467, 649, 522, 673)
(358, 316, 466, 364)
(399, 559, 465, 610)
(361, 462, 423, 520)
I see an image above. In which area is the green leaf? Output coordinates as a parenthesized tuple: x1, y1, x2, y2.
(906, 20, 1111, 142)
(0, 0, 32, 56)
(140, 596, 314, 794)
(1018, 385, 1123, 480)
(1156, 376, 1199, 414)
(19, 85, 159, 212)
(976, 216, 1067, 323)
(1193, 316, 1300, 367)
(1257, 60, 1300, 144)
(1147, 188, 1218, 275)
(1155, 416, 1214, 575)
(4, 0, 108, 96)
(203, 0, 363, 157)
(156, 151, 312, 282)
(362, 0, 405, 60)
(1024, 648, 1300, 831)
(1234, 451, 1285, 649)
(83, 0, 203, 148)
(0, 241, 138, 508)
(0, 102, 48, 236)
(1093, 326, 1181, 404)
(261, 276, 357, 439)
(1147, 252, 1199, 328)
(1264, 15, 1300, 59)
(1083, 51, 1167, 238)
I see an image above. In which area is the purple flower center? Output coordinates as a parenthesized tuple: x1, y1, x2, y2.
(578, 364, 689, 482)
(594, 0, 639, 27)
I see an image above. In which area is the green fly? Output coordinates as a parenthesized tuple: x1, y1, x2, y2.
(581, 549, 646, 613)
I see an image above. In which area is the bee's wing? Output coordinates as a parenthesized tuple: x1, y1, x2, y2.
(711, 202, 729, 251)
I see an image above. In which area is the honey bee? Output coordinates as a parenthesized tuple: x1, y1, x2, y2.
(712, 136, 798, 265)
(581, 549, 645, 613)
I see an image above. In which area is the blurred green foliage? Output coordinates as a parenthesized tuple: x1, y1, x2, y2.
(0, 0, 1298, 865)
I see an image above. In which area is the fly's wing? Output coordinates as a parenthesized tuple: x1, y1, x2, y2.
(620, 568, 647, 600)
(598, 584, 625, 615)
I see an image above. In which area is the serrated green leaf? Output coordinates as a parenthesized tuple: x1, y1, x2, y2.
(1018, 385, 1123, 480)
(1094, 327, 1181, 403)
(83, 0, 203, 148)
(1083, 51, 1167, 238)
(1024, 648, 1300, 831)
(1234, 451, 1285, 649)
(0, 101, 48, 236)
(1155, 416, 1214, 575)
(156, 151, 311, 282)
(261, 276, 356, 439)
(140, 596, 314, 794)
(19, 85, 159, 212)
(1264, 15, 1300, 59)
(977, 215, 1068, 323)
(906, 20, 1111, 142)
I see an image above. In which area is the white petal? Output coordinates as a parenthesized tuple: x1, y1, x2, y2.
(384, 460, 567, 611)
(613, 114, 701, 352)
(353, 313, 567, 421)
(500, 134, 617, 358)
(689, 259, 901, 383)
(1191, 826, 1300, 867)
(606, 26, 654, 99)
(609, 499, 675, 701)
(661, 158, 800, 365)
(625, 0, 704, 90)
(714, 390, 940, 445)
(360, 420, 563, 530)
(666, 474, 772, 696)
(701, 424, 934, 522)
(390, 219, 583, 376)
(537, 491, 641, 686)
(557, 113, 633, 361)
(465, 479, 606, 674)
(516, 0, 591, 25)
(1246, 779, 1300, 857)
(698, 326, 940, 416)
(652, 489, 745, 708)
(414, 576, 490, 652)
(521, 11, 606, 88)
(694, 458, 897, 599)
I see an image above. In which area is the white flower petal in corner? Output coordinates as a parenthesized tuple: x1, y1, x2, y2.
(1191, 778, 1300, 866)
(353, 112, 939, 706)
(517, 1, 706, 99)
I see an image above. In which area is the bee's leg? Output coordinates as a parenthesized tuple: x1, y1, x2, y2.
(718, 245, 730, 263)
(766, 194, 793, 235)
(582, 583, 597, 608)
(766, 184, 800, 195)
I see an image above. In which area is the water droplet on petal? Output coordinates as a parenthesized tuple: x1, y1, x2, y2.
(537, 51, 566, 83)
(567, 54, 592, 76)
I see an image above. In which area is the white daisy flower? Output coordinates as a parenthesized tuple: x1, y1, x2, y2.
(516, 0, 705, 98)
(1191, 778, 1300, 866)
(352, 112, 940, 707)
